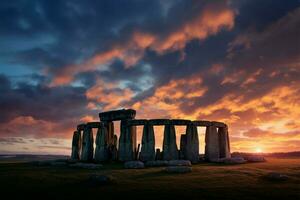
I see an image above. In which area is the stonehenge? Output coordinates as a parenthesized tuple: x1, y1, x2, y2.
(70, 109, 231, 163)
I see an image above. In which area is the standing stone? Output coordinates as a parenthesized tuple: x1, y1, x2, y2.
(111, 135, 118, 161)
(185, 124, 199, 163)
(71, 130, 81, 160)
(163, 124, 178, 160)
(81, 126, 94, 162)
(94, 126, 109, 162)
(140, 123, 155, 162)
(155, 149, 163, 160)
(119, 121, 137, 161)
(204, 125, 220, 161)
(105, 121, 114, 145)
(218, 126, 231, 159)
(179, 134, 187, 159)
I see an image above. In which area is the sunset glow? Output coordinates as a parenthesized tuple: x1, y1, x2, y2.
(0, 0, 300, 155)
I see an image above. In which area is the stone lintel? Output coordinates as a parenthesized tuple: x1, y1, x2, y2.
(148, 119, 170, 125)
(99, 109, 136, 121)
(86, 122, 103, 128)
(171, 119, 192, 126)
(211, 121, 226, 128)
(125, 119, 148, 126)
(77, 124, 86, 131)
(192, 120, 212, 127)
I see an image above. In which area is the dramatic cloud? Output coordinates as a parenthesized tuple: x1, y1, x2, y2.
(0, 0, 300, 154)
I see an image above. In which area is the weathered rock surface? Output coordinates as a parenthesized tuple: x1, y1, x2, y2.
(87, 174, 114, 185)
(94, 126, 109, 162)
(245, 156, 266, 162)
(185, 124, 199, 163)
(81, 127, 94, 162)
(145, 160, 169, 167)
(264, 172, 289, 181)
(165, 166, 192, 173)
(223, 157, 246, 164)
(124, 161, 145, 169)
(205, 125, 220, 161)
(119, 122, 136, 161)
(69, 163, 103, 169)
(218, 126, 231, 159)
(179, 134, 186, 159)
(163, 124, 178, 160)
(140, 124, 155, 162)
(71, 130, 81, 160)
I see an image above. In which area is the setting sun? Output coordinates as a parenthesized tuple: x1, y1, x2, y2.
(255, 148, 263, 153)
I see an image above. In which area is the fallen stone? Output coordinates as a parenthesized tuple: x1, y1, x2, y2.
(87, 174, 114, 186)
(165, 166, 192, 173)
(211, 157, 246, 164)
(69, 163, 103, 169)
(124, 161, 145, 169)
(168, 160, 192, 166)
(145, 160, 169, 167)
(264, 172, 289, 181)
(245, 156, 266, 162)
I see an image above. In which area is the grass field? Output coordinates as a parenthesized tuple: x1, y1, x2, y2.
(0, 157, 299, 199)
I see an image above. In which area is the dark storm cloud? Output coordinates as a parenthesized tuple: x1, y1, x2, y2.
(0, 73, 90, 123)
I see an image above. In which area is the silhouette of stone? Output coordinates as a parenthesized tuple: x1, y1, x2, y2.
(155, 149, 162, 160)
(119, 121, 137, 161)
(163, 124, 178, 160)
(179, 134, 187, 159)
(140, 123, 155, 162)
(94, 125, 109, 162)
(81, 126, 94, 162)
(87, 174, 114, 186)
(71, 130, 81, 160)
(218, 126, 231, 159)
(99, 109, 136, 121)
(205, 125, 219, 161)
(73, 108, 231, 163)
(185, 124, 199, 163)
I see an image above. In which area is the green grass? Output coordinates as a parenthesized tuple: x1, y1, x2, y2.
(0, 158, 299, 199)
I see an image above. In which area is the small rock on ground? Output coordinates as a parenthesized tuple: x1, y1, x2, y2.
(165, 166, 192, 173)
(168, 160, 192, 166)
(124, 161, 145, 169)
(87, 174, 114, 186)
(245, 156, 266, 162)
(264, 172, 289, 181)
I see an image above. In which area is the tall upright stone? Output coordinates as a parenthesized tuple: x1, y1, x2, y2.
(71, 130, 81, 160)
(185, 124, 199, 163)
(81, 126, 94, 162)
(94, 125, 109, 162)
(204, 125, 219, 161)
(119, 121, 137, 161)
(163, 124, 178, 160)
(140, 123, 155, 161)
(105, 121, 114, 145)
(179, 134, 187, 159)
(111, 135, 118, 161)
(218, 126, 231, 159)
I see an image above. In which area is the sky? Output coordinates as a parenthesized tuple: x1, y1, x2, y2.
(0, 0, 300, 155)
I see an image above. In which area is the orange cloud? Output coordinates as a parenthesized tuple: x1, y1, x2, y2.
(49, 2, 235, 86)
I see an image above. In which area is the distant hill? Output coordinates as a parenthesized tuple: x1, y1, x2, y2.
(232, 151, 300, 158)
